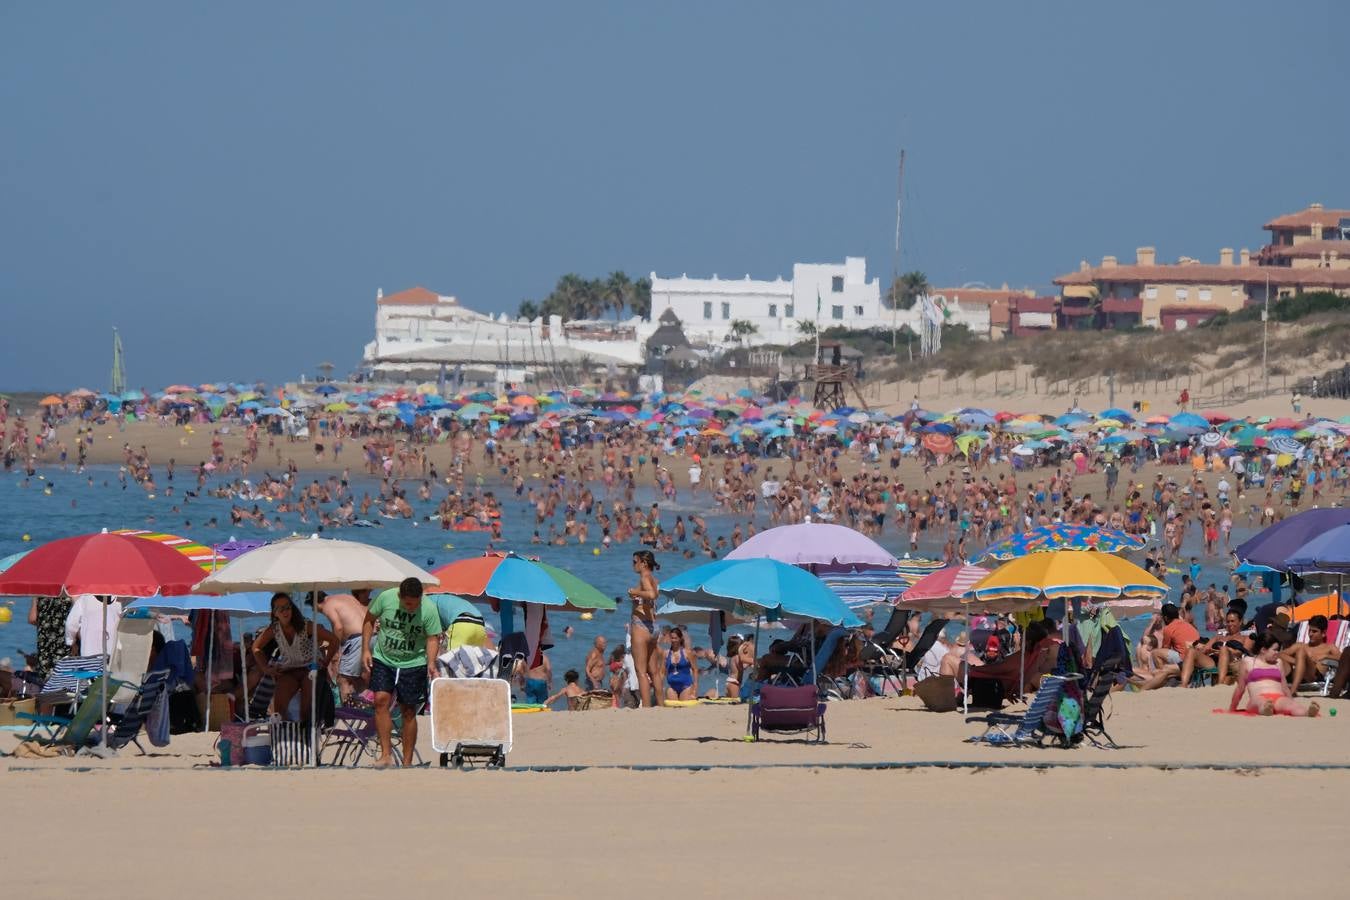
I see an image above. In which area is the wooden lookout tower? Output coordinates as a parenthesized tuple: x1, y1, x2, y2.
(808, 341, 869, 410)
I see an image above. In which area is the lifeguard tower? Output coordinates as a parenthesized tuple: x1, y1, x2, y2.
(808, 341, 869, 410)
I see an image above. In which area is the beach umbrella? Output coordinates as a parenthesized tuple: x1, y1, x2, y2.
(39, 394, 64, 406)
(1235, 509, 1350, 570)
(0, 531, 211, 750)
(1267, 436, 1304, 456)
(1198, 432, 1223, 448)
(1282, 523, 1350, 575)
(1099, 408, 1133, 422)
(815, 567, 914, 609)
(967, 551, 1168, 608)
(922, 433, 955, 455)
(658, 558, 861, 627)
(975, 524, 1147, 562)
(1289, 592, 1349, 621)
(125, 592, 274, 728)
(1169, 412, 1209, 430)
(897, 564, 992, 612)
(195, 536, 438, 764)
(726, 522, 897, 568)
(112, 529, 226, 572)
(426, 553, 613, 612)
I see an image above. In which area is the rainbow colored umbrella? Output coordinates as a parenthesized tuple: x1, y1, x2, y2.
(975, 524, 1146, 563)
(428, 553, 614, 611)
(113, 529, 225, 571)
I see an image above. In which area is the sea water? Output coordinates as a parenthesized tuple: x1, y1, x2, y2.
(0, 464, 1258, 683)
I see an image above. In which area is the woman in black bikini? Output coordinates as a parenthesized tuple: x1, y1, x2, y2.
(628, 550, 664, 707)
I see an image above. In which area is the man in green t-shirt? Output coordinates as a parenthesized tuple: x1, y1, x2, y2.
(361, 577, 442, 767)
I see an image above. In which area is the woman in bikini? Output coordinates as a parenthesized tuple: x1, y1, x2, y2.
(1228, 633, 1320, 717)
(627, 550, 664, 707)
(725, 635, 755, 699)
(663, 627, 698, 701)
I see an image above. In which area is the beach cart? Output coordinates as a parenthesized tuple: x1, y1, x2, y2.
(429, 677, 512, 768)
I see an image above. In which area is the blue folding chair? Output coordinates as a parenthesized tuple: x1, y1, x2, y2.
(965, 674, 1078, 747)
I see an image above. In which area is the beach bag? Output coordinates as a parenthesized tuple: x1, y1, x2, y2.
(914, 675, 958, 712)
(269, 720, 312, 767)
(168, 687, 203, 734)
(1045, 679, 1084, 743)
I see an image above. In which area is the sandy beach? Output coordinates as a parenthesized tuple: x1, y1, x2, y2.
(4, 687, 1347, 898)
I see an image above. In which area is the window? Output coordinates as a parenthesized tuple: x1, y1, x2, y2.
(831, 276, 844, 292)
(768, 303, 778, 318)
(1145, 287, 1158, 299)
(721, 302, 730, 319)
(854, 305, 864, 316)
(785, 304, 794, 318)
(1198, 288, 1212, 302)
(831, 304, 844, 320)
(1176, 287, 1189, 301)
(703, 301, 712, 320)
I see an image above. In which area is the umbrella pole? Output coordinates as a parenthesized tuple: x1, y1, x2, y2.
(311, 590, 319, 768)
(204, 613, 214, 734)
(100, 596, 109, 751)
(746, 615, 761, 734)
(240, 628, 250, 719)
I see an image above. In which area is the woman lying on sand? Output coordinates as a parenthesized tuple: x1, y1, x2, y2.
(1228, 633, 1320, 717)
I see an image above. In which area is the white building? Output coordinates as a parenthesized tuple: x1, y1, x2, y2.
(648, 257, 988, 345)
(362, 286, 644, 385)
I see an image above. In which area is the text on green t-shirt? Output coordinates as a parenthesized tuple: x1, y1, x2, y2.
(370, 588, 443, 668)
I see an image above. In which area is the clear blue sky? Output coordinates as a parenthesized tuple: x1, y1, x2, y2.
(2, 2, 1346, 390)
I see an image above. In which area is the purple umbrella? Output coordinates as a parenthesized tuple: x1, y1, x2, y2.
(1234, 508, 1350, 570)
(726, 522, 898, 568)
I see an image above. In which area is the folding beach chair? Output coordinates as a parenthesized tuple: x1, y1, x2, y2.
(965, 674, 1077, 748)
(100, 670, 171, 754)
(13, 674, 119, 749)
(36, 654, 107, 711)
(1079, 660, 1123, 749)
(1295, 620, 1350, 696)
(750, 684, 826, 742)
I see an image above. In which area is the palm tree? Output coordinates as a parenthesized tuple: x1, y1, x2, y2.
(632, 276, 652, 319)
(795, 319, 817, 339)
(729, 319, 758, 345)
(900, 271, 931, 310)
(605, 271, 633, 319)
(517, 299, 539, 320)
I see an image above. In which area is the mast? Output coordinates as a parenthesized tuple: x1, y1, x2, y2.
(891, 148, 905, 350)
(110, 327, 127, 395)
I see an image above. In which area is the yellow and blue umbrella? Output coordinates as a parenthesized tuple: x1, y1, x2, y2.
(968, 550, 1166, 607)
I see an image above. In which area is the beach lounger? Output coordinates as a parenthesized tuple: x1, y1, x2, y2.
(750, 684, 826, 742)
(965, 674, 1076, 748)
(99, 670, 171, 754)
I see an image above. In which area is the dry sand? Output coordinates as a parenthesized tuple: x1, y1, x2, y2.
(3, 687, 1347, 898)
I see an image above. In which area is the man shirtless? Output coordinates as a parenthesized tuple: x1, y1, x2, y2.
(319, 589, 372, 701)
(583, 635, 607, 690)
(1286, 615, 1341, 693)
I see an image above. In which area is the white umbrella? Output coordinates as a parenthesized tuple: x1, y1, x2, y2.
(194, 536, 439, 765)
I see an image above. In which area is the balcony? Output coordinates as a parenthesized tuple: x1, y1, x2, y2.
(1101, 295, 1143, 314)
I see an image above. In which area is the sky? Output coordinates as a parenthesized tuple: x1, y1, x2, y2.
(2, 1, 1347, 390)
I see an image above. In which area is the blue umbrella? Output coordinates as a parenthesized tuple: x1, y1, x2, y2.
(1235, 508, 1350, 570)
(1283, 524, 1350, 574)
(313, 385, 341, 396)
(1169, 412, 1209, 430)
(1099, 408, 1134, 421)
(125, 591, 274, 731)
(658, 558, 861, 626)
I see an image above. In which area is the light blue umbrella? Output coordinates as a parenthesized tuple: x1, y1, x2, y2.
(658, 558, 861, 626)
(125, 592, 274, 729)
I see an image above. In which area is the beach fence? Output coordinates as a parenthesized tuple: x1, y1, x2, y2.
(867, 370, 1293, 408)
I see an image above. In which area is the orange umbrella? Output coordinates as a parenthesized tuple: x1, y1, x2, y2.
(1292, 592, 1348, 621)
(39, 394, 64, 406)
